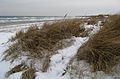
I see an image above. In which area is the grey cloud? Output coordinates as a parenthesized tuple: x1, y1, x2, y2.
(0, 0, 119, 16)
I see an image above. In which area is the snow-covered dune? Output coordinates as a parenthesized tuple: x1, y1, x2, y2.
(0, 20, 117, 79)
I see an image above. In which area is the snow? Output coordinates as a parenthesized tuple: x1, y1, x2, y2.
(0, 22, 44, 32)
(0, 22, 44, 79)
(8, 72, 23, 79)
(0, 32, 19, 79)
(36, 37, 89, 79)
(0, 21, 117, 79)
(84, 21, 102, 36)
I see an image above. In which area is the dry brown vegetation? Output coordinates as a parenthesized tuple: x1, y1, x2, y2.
(5, 64, 28, 78)
(86, 14, 107, 25)
(3, 19, 85, 61)
(2, 19, 86, 79)
(5, 63, 36, 79)
(3, 14, 119, 79)
(77, 15, 120, 73)
(21, 68, 36, 79)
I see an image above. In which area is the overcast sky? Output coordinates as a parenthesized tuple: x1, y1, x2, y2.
(0, 0, 120, 16)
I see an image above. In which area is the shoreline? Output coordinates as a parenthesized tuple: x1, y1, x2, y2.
(0, 19, 63, 27)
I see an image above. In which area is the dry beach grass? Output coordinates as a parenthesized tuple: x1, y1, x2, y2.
(2, 19, 86, 79)
(2, 14, 120, 79)
(77, 15, 120, 73)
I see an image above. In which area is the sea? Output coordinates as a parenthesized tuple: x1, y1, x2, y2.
(0, 16, 66, 26)
(0, 16, 71, 32)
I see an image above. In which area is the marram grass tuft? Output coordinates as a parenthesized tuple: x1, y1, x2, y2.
(2, 19, 86, 78)
(77, 15, 120, 73)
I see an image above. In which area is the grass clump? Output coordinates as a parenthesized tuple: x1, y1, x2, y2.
(5, 63, 28, 78)
(77, 15, 120, 73)
(3, 19, 85, 61)
(2, 19, 85, 78)
(21, 68, 36, 79)
(86, 14, 107, 25)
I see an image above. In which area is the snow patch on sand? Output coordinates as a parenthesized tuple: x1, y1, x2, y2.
(36, 37, 89, 79)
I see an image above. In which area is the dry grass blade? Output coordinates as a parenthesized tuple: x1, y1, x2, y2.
(21, 68, 36, 79)
(5, 64, 28, 78)
(41, 57, 50, 72)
